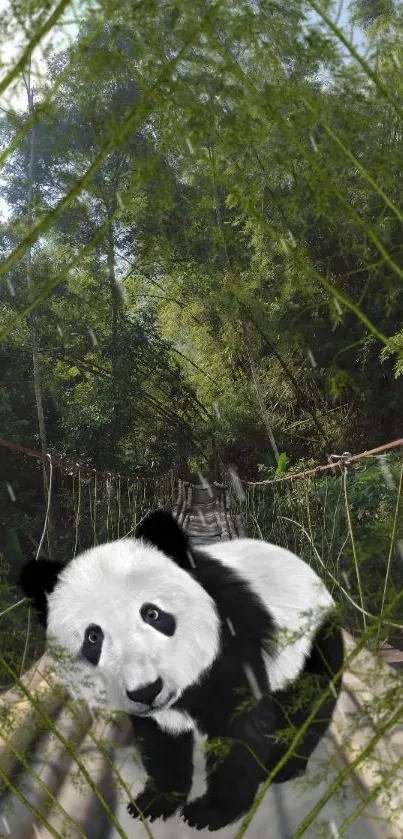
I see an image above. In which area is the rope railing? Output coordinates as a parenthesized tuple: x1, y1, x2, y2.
(224, 440, 403, 652)
(0, 436, 177, 483)
(238, 437, 403, 487)
(2, 435, 403, 647)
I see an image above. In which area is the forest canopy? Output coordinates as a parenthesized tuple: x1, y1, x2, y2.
(1, 0, 403, 485)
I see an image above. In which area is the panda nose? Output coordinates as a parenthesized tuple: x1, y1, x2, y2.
(126, 676, 163, 705)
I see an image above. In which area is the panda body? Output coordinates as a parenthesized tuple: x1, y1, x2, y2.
(201, 538, 334, 692)
(19, 510, 344, 832)
(153, 537, 334, 737)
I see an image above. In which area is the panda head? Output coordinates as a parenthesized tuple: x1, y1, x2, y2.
(19, 511, 220, 717)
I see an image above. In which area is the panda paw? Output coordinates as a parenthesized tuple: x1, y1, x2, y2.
(182, 794, 236, 831)
(127, 786, 184, 822)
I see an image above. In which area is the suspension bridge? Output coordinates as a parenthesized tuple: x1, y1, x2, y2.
(1, 440, 403, 838)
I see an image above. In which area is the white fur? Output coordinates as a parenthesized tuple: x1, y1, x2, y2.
(153, 708, 196, 734)
(199, 539, 334, 691)
(46, 538, 220, 717)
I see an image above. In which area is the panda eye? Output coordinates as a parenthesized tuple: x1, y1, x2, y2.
(82, 624, 104, 666)
(85, 625, 103, 645)
(140, 603, 176, 637)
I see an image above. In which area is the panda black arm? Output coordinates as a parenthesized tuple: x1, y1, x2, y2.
(177, 641, 277, 830)
(182, 614, 345, 831)
(127, 716, 194, 822)
(183, 696, 277, 831)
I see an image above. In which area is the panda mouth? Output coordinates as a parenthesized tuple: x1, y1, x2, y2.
(154, 691, 176, 710)
(131, 690, 176, 716)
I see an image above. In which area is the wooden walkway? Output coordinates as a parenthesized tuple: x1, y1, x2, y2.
(1, 481, 403, 838)
(173, 479, 240, 545)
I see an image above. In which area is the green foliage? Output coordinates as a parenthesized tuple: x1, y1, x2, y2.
(275, 453, 287, 477)
(0, 0, 403, 599)
(1, 0, 403, 485)
(228, 453, 403, 641)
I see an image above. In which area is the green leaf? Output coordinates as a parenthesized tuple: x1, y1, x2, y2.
(276, 452, 287, 476)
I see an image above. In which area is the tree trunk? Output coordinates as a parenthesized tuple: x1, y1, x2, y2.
(105, 217, 122, 464)
(244, 337, 280, 465)
(241, 303, 332, 455)
(106, 218, 119, 379)
(24, 61, 55, 558)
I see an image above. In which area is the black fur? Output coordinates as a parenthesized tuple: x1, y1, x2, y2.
(19, 559, 65, 627)
(179, 615, 344, 830)
(127, 716, 194, 822)
(174, 551, 276, 728)
(135, 509, 191, 570)
(178, 567, 343, 829)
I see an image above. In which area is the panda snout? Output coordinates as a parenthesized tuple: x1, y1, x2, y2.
(126, 676, 163, 706)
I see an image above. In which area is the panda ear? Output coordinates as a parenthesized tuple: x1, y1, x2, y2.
(19, 559, 65, 627)
(135, 509, 193, 570)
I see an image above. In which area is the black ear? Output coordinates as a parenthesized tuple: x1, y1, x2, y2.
(19, 559, 65, 628)
(135, 509, 193, 570)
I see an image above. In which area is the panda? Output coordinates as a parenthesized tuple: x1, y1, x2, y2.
(19, 509, 344, 832)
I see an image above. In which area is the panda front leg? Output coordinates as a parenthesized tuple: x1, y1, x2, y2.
(127, 716, 194, 822)
(182, 736, 264, 832)
(182, 703, 274, 832)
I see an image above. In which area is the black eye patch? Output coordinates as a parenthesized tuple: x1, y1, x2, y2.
(140, 603, 176, 637)
(81, 623, 104, 666)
